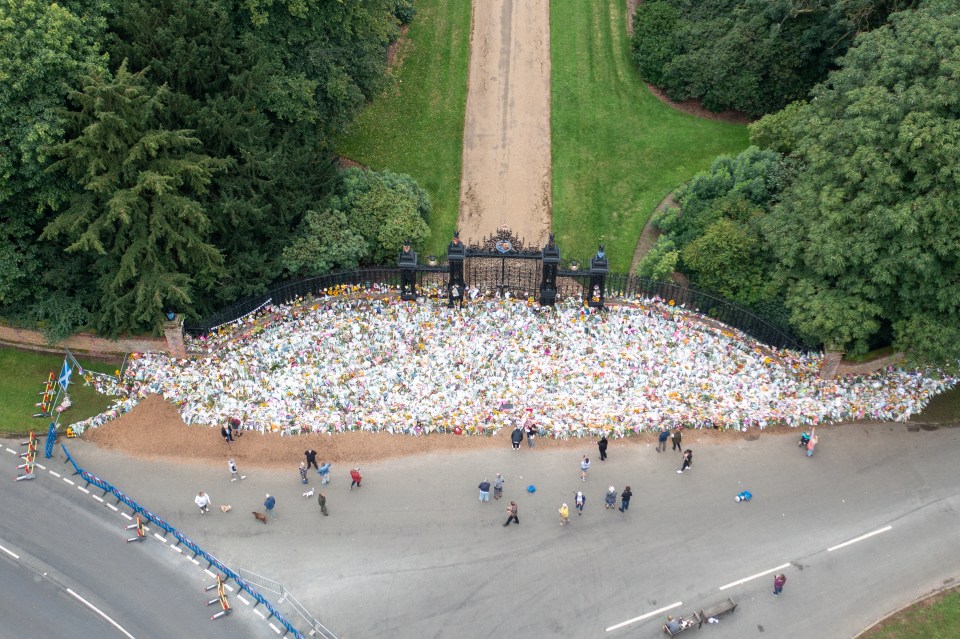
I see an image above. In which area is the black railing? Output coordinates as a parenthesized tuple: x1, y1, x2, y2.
(185, 268, 814, 351)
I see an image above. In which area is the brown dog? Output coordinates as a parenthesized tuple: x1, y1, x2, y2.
(251, 511, 267, 523)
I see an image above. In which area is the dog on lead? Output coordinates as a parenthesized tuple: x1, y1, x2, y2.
(302, 488, 315, 498)
(252, 511, 267, 523)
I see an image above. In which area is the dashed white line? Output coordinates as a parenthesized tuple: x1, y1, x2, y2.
(171, 546, 183, 554)
(0, 543, 21, 560)
(106, 504, 119, 511)
(120, 512, 133, 521)
(254, 609, 266, 619)
(238, 594, 250, 605)
(5, 448, 16, 454)
(62, 478, 75, 486)
(828, 525, 892, 552)
(204, 569, 216, 578)
(92, 495, 104, 503)
(224, 584, 234, 592)
(77, 486, 90, 494)
(66, 588, 136, 639)
(35, 463, 46, 470)
(268, 622, 281, 634)
(719, 563, 791, 591)
(605, 601, 682, 632)
(154, 534, 167, 543)
(190, 558, 200, 566)
(49, 470, 61, 478)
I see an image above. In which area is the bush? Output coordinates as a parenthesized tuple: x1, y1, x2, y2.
(394, 0, 416, 25)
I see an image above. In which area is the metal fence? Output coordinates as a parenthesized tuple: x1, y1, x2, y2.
(185, 267, 813, 351)
(60, 444, 335, 639)
(236, 568, 337, 639)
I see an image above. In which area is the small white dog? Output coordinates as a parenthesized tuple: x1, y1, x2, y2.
(302, 488, 315, 498)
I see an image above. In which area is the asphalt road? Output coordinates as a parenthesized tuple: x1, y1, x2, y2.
(8, 421, 960, 639)
(0, 451, 263, 639)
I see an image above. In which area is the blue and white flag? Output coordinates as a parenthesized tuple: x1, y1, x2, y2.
(59, 360, 73, 391)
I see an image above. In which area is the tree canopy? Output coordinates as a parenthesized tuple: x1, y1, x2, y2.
(751, 0, 960, 366)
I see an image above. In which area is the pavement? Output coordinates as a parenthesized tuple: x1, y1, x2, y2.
(4, 422, 960, 639)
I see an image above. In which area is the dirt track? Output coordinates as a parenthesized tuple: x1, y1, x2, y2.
(457, 0, 552, 247)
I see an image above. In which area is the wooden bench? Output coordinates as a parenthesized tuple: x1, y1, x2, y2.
(694, 597, 738, 627)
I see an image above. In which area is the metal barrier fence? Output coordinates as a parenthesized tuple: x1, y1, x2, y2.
(60, 444, 336, 639)
(184, 268, 812, 351)
(236, 568, 335, 638)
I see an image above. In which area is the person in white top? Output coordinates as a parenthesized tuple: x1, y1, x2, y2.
(195, 491, 211, 514)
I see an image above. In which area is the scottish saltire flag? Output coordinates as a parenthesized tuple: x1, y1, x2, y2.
(59, 360, 73, 391)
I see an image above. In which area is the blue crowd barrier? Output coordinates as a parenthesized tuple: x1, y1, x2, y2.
(61, 444, 305, 638)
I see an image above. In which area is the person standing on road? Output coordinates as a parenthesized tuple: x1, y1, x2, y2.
(657, 426, 670, 452)
(493, 473, 505, 500)
(264, 493, 277, 519)
(478, 478, 491, 502)
(299, 462, 308, 485)
(317, 491, 329, 516)
(672, 427, 683, 452)
(350, 467, 363, 490)
(678, 449, 693, 473)
(304, 449, 319, 471)
(318, 461, 332, 484)
(511, 425, 524, 450)
(619, 486, 632, 512)
(605, 486, 617, 509)
(575, 491, 586, 516)
(773, 573, 787, 596)
(597, 434, 608, 461)
(228, 459, 246, 481)
(559, 503, 569, 526)
(580, 455, 591, 481)
(806, 428, 818, 457)
(195, 491, 211, 514)
(503, 501, 519, 527)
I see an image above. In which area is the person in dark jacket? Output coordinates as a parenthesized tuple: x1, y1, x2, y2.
(678, 449, 693, 473)
(597, 434, 608, 461)
(657, 427, 670, 452)
(304, 449, 319, 471)
(317, 491, 329, 516)
(264, 494, 277, 519)
(671, 427, 682, 452)
(511, 426, 524, 450)
(478, 479, 491, 502)
(503, 501, 519, 526)
(619, 486, 632, 512)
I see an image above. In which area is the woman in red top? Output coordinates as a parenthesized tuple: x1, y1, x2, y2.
(350, 468, 363, 489)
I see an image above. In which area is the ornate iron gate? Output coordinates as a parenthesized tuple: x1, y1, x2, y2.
(464, 227, 543, 297)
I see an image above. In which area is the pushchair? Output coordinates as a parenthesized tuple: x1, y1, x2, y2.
(798, 432, 811, 448)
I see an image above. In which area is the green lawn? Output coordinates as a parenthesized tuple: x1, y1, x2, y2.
(0, 348, 122, 437)
(336, 0, 471, 258)
(862, 586, 960, 639)
(551, 0, 750, 272)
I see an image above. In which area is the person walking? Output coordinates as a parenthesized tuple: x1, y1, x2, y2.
(264, 493, 277, 519)
(597, 434, 608, 461)
(619, 485, 632, 512)
(304, 449, 319, 471)
(575, 491, 586, 516)
(657, 426, 670, 452)
(350, 467, 363, 490)
(773, 573, 787, 596)
(195, 491, 211, 514)
(678, 449, 693, 473)
(318, 461, 332, 484)
(511, 425, 524, 450)
(806, 427, 818, 457)
(228, 459, 246, 481)
(478, 478, 491, 502)
(503, 501, 519, 527)
(559, 503, 569, 526)
(317, 491, 329, 516)
(671, 427, 683, 452)
(605, 486, 617, 509)
(580, 455, 591, 482)
(299, 462, 308, 485)
(493, 473, 505, 500)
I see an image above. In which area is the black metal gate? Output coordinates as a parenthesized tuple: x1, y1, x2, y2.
(463, 227, 543, 297)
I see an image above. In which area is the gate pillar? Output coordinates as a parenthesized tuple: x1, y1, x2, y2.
(399, 240, 418, 301)
(588, 245, 608, 309)
(447, 232, 466, 307)
(539, 234, 559, 306)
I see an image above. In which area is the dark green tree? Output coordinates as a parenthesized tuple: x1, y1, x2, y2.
(751, 0, 960, 366)
(43, 62, 229, 335)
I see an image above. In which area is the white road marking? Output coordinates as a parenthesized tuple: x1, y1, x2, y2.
(120, 512, 132, 521)
(49, 471, 61, 478)
(35, 463, 45, 470)
(224, 584, 234, 592)
(828, 525, 892, 552)
(5, 448, 16, 454)
(190, 558, 200, 566)
(106, 504, 119, 511)
(605, 601, 682, 632)
(0, 543, 21, 560)
(154, 534, 167, 543)
(78, 486, 90, 494)
(268, 622, 281, 634)
(254, 609, 266, 619)
(204, 569, 216, 578)
(66, 588, 136, 639)
(171, 546, 182, 554)
(238, 594, 250, 605)
(92, 495, 104, 503)
(62, 478, 75, 486)
(719, 562, 791, 591)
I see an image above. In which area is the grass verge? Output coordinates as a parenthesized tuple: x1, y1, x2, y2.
(0, 348, 122, 437)
(551, 0, 750, 272)
(336, 0, 471, 258)
(859, 586, 960, 639)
